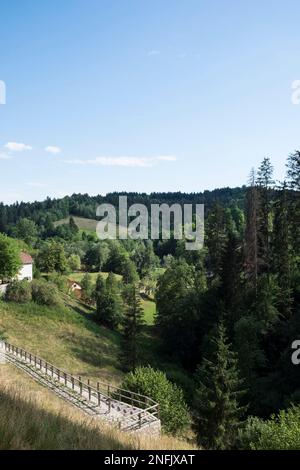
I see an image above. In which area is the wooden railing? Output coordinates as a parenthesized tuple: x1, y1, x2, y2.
(2, 341, 159, 430)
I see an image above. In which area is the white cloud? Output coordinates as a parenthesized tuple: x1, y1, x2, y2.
(64, 155, 177, 168)
(4, 142, 32, 152)
(45, 146, 62, 155)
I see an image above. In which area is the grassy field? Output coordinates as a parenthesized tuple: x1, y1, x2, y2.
(68, 271, 122, 283)
(54, 216, 98, 231)
(54, 216, 127, 237)
(142, 298, 156, 325)
(0, 299, 122, 385)
(68, 272, 156, 325)
(0, 365, 196, 450)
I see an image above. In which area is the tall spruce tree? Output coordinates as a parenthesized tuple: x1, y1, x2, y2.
(121, 284, 144, 372)
(256, 157, 275, 276)
(273, 183, 292, 317)
(286, 151, 300, 261)
(244, 168, 260, 296)
(219, 232, 242, 337)
(194, 322, 246, 449)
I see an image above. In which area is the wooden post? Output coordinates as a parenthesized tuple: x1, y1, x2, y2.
(88, 386, 91, 401)
(64, 372, 67, 386)
(72, 377, 74, 390)
(34, 356, 36, 367)
(139, 412, 142, 428)
(98, 392, 101, 406)
(108, 398, 111, 413)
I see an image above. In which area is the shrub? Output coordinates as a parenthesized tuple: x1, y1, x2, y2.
(238, 406, 300, 450)
(47, 273, 68, 293)
(31, 280, 61, 306)
(121, 366, 190, 435)
(5, 280, 32, 303)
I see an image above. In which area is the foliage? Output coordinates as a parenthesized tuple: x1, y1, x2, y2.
(193, 323, 246, 449)
(120, 284, 144, 371)
(238, 406, 300, 450)
(5, 280, 32, 303)
(0, 234, 21, 280)
(31, 279, 61, 306)
(121, 366, 190, 435)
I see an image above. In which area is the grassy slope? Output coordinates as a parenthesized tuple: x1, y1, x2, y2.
(0, 299, 122, 384)
(54, 216, 127, 237)
(0, 365, 196, 450)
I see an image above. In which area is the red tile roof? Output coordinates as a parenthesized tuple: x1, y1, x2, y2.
(20, 252, 33, 265)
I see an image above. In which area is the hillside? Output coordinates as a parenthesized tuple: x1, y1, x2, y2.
(0, 298, 122, 384)
(0, 364, 196, 450)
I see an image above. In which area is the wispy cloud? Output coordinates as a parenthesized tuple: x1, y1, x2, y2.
(64, 155, 177, 168)
(45, 146, 62, 155)
(4, 142, 32, 152)
(27, 182, 48, 188)
(0, 152, 12, 160)
(147, 50, 160, 56)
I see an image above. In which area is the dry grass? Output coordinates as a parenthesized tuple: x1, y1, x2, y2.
(0, 364, 197, 450)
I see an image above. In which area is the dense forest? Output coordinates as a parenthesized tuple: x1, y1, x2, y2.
(0, 151, 299, 449)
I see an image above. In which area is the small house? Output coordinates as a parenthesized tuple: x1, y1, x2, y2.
(18, 252, 33, 281)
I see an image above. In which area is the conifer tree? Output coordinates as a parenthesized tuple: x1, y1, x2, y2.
(256, 157, 275, 275)
(273, 183, 292, 317)
(194, 322, 246, 449)
(219, 232, 242, 336)
(121, 284, 144, 371)
(244, 168, 260, 295)
(286, 151, 300, 259)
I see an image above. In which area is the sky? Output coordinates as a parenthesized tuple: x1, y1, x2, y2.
(1, 0, 300, 204)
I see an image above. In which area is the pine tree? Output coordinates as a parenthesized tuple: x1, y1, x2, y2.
(206, 202, 228, 280)
(69, 216, 79, 234)
(219, 232, 242, 336)
(273, 183, 292, 317)
(94, 275, 106, 321)
(286, 151, 300, 260)
(193, 322, 246, 449)
(244, 168, 260, 295)
(121, 284, 144, 371)
(256, 157, 275, 275)
(94, 274, 122, 329)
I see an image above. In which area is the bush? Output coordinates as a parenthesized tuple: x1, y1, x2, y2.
(5, 280, 32, 303)
(238, 406, 300, 450)
(31, 280, 61, 306)
(121, 366, 190, 435)
(46, 273, 68, 293)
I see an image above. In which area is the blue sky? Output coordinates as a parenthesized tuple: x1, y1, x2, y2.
(1, 0, 300, 204)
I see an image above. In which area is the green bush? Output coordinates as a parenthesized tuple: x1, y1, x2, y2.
(5, 280, 32, 303)
(121, 366, 190, 435)
(46, 273, 68, 293)
(31, 280, 61, 306)
(238, 406, 300, 450)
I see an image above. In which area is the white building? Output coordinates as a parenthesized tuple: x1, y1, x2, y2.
(17, 252, 33, 281)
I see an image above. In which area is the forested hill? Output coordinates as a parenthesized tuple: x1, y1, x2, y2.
(0, 187, 247, 230)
